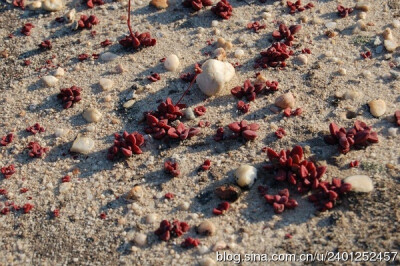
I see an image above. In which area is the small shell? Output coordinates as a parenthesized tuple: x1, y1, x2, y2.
(274, 92, 295, 109)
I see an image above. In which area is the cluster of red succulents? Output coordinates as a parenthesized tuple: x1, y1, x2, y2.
(395, 110, 400, 126)
(212, 201, 230, 215)
(256, 42, 293, 68)
(264, 146, 327, 193)
(100, 39, 112, 47)
(119, 32, 156, 49)
(194, 106, 206, 116)
(39, 40, 52, 50)
(181, 237, 200, 248)
(183, 0, 212, 11)
(167, 122, 201, 140)
(27, 142, 48, 158)
(164, 193, 174, 199)
(275, 127, 286, 139)
(78, 15, 99, 30)
(337, 5, 353, 18)
(287, 0, 314, 14)
(283, 107, 302, 117)
(13, 0, 24, 9)
(228, 120, 259, 141)
(21, 23, 34, 36)
(272, 24, 301, 46)
(78, 54, 89, 61)
(147, 73, 161, 82)
(263, 189, 299, 214)
(301, 48, 311, 54)
(211, 0, 233, 20)
(26, 123, 45, 135)
(180, 63, 202, 82)
(86, 0, 104, 8)
(155, 220, 190, 241)
(107, 131, 145, 160)
(62, 175, 71, 182)
(164, 160, 180, 177)
(324, 121, 378, 154)
(201, 159, 211, 170)
(1, 133, 14, 146)
(237, 100, 250, 113)
(360, 51, 372, 59)
(57, 86, 82, 109)
(231, 80, 279, 102)
(247, 21, 266, 33)
(214, 127, 224, 141)
(308, 178, 352, 212)
(349, 160, 359, 168)
(1, 165, 15, 179)
(0, 202, 32, 215)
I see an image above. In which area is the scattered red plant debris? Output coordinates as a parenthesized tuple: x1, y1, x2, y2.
(324, 121, 378, 154)
(247, 21, 266, 33)
(211, 0, 233, 20)
(78, 53, 89, 61)
(206, 39, 213, 46)
(181, 237, 200, 248)
(231, 80, 266, 102)
(58, 86, 82, 109)
(165, 193, 174, 199)
(0, 189, 7, 195)
(194, 106, 206, 116)
(349, 160, 359, 168)
(26, 123, 45, 135)
(198, 120, 210, 128)
(22, 203, 34, 214)
(214, 127, 224, 141)
(360, 51, 372, 59)
(147, 73, 161, 82)
(275, 127, 286, 139)
(301, 48, 311, 54)
(78, 15, 99, 30)
(256, 42, 293, 68)
(24, 59, 31, 66)
(27, 142, 49, 158)
(164, 160, 180, 177)
(1, 133, 14, 146)
(272, 24, 302, 46)
(13, 0, 25, 9)
(99, 212, 107, 219)
(55, 17, 65, 23)
(285, 233, 293, 239)
(86, 0, 104, 8)
(53, 209, 60, 218)
(90, 30, 97, 37)
(237, 100, 250, 113)
(160, 57, 166, 62)
(100, 39, 112, 47)
(62, 175, 71, 183)
(283, 107, 302, 117)
(337, 5, 353, 18)
(228, 120, 259, 141)
(212, 201, 230, 215)
(183, 0, 212, 11)
(395, 110, 400, 126)
(308, 178, 351, 212)
(201, 159, 211, 171)
(8, 33, 14, 38)
(1, 207, 10, 215)
(180, 63, 202, 82)
(155, 220, 190, 241)
(107, 131, 145, 160)
(287, 0, 314, 14)
(264, 146, 327, 193)
(1, 165, 15, 179)
(39, 40, 52, 50)
(21, 23, 34, 36)
(167, 122, 201, 140)
(264, 189, 299, 214)
(92, 53, 100, 59)
(20, 188, 29, 194)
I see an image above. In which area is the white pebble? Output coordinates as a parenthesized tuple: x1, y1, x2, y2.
(145, 213, 158, 224)
(325, 22, 337, 29)
(43, 0, 64, 11)
(197, 245, 209, 255)
(368, 99, 386, 117)
(198, 27, 205, 34)
(295, 54, 308, 65)
(184, 108, 195, 120)
(393, 20, 400, 28)
(59, 182, 72, 194)
(197, 220, 216, 236)
(42, 75, 58, 87)
(164, 54, 180, 71)
(196, 59, 235, 96)
(99, 78, 114, 91)
(344, 175, 374, 193)
(133, 233, 147, 247)
(178, 201, 190, 211)
(338, 68, 347, 76)
(82, 108, 102, 123)
(388, 127, 398, 137)
(199, 257, 215, 266)
(28, 1, 42, 10)
(235, 164, 257, 188)
(211, 20, 219, 27)
(384, 40, 397, 52)
(54, 128, 68, 137)
(54, 67, 65, 77)
(70, 135, 95, 154)
(212, 241, 227, 251)
(123, 99, 136, 109)
(275, 92, 295, 109)
(100, 52, 118, 62)
(261, 12, 271, 19)
(234, 49, 244, 58)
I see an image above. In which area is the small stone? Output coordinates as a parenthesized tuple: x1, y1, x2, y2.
(295, 54, 308, 65)
(54, 67, 65, 77)
(213, 48, 226, 61)
(43, 0, 64, 11)
(123, 99, 136, 109)
(212, 241, 227, 251)
(199, 258, 216, 266)
(184, 108, 195, 120)
(104, 95, 112, 102)
(178, 201, 190, 211)
(133, 233, 147, 247)
(101, 52, 118, 62)
(384, 40, 397, 52)
(361, 70, 372, 79)
(164, 54, 180, 71)
(115, 63, 126, 73)
(374, 37, 382, 46)
(343, 175, 374, 193)
(216, 37, 225, 48)
(234, 49, 244, 58)
(393, 20, 400, 28)
(355, 2, 369, 12)
(126, 185, 143, 200)
(223, 41, 233, 50)
(375, 45, 384, 54)
(150, 0, 168, 9)
(28, 1, 42, 10)
(99, 78, 113, 91)
(197, 245, 209, 255)
(358, 12, 366, 20)
(262, 12, 271, 19)
(70, 135, 95, 154)
(343, 90, 360, 100)
(196, 59, 235, 96)
(274, 92, 295, 109)
(42, 75, 58, 87)
(368, 99, 386, 117)
(213, 28, 221, 35)
(66, 8, 76, 23)
(383, 28, 393, 40)
(388, 127, 397, 137)
(338, 68, 347, 75)
(235, 164, 257, 189)
(145, 213, 157, 224)
(325, 22, 337, 29)
(197, 220, 216, 236)
(211, 20, 219, 27)
(300, 15, 308, 23)
(55, 128, 68, 137)
(59, 182, 72, 194)
(215, 184, 241, 202)
(82, 108, 102, 123)
(198, 27, 205, 34)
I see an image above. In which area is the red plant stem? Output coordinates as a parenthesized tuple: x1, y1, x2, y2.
(175, 74, 198, 106)
(127, 0, 134, 39)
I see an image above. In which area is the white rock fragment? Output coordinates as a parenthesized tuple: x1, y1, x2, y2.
(55, 128, 68, 137)
(384, 40, 397, 52)
(338, 68, 347, 76)
(196, 59, 235, 96)
(234, 49, 245, 58)
(164, 54, 180, 71)
(274, 92, 295, 109)
(358, 12, 366, 20)
(28, 1, 42, 10)
(99, 78, 113, 91)
(368, 99, 386, 117)
(42, 75, 58, 87)
(213, 48, 226, 61)
(82, 108, 102, 122)
(235, 164, 257, 188)
(212, 241, 227, 251)
(295, 54, 308, 65)
(101, 52, 118, 62)
(325, 22, 337, 29)
(211, 20, 219, 27)
(123, 99, 135, 109)
(199, 258, 216, 266)
(59, 182, 72, 193)
(344, 175, 374, 193)
(197, 220, 216, 236)
(343, 90, 360, 100)
(145, 213, 158, 224)
(178, 201, 190, 211)
(55, 67, 65, 77)
(388, 127, 397, 137)
(66, 9, 76, 23)
(393, 20, 400, 28)
(184, 108, 195, 120)
(133, 233, 147, 247)
(262, 12, 271, 19)
(355, 2, 369, 12)
(43, 0, 64, 11)
(70, 135, 95, 154)
(383, 28, 393, 40)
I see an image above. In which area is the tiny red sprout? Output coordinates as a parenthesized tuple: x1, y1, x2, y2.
(0, 189, 7, 195)
(24, 60, 31, 66)
(78, 53, 89, 61)
(309, 178, 351, 212)
(1, 165, 15, 179)
(100, 39, 112, 47)
(107, 131, 145, 160)
(231, 80, 277, 102)
(1, 208, 10, 215)
(27, 142, 48, 158)
(58, 86, 82, 109)
(92, 53, 100, 60)
(349, 160, 359, 168)
(13, 0, 25, 9)
(214, 127, 224, 141)
(360, 51, 372, 59)
(1, 133, 14, 146)
(39, 40, 52, 50)
(55, 17, 65, 23)
(301, 48, 311, 54)
(272, 24, 302, 46)
(165, 193, 174, 199)
(395, 110, 400, 126)
(155, 220, 190, 241)
(21, 23, 34, 36)
(164, 161, 180, 177)
(194, 106, 206, 116)
(20, 188, 29, 194)
(22, 203, 34, 214)
(285, 233, 292, 239)
(90, 31, 97, 37)
(181, 237, 200, 248)
(99, 212, 107, 219)
(78, 15, 99, 30)
(26, 123, 45, 135)
(147, 73, 161, 82)
(213, 201, 230, 215)
(211, 0, 233, 20)
(275, 128, 286, 139)
(201, 159, 211, 171)
(256, 42, 293, 68)
(227, 120, 259, 141)
(283, 108, 302, 117)
(62, 175, 71, 182)
(247, 21, 266, 33)
(287, 0, 314, 14)
(337, 5, 353, 18)
(237, 100, 250, 113)
(53, 209, 60, 218)
(263, 189, 298, 214)
(86, 0, 104, 8)
(183, 0, 212, 11)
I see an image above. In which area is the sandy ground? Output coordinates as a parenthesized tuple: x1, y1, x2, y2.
(0, 0, 399, 265)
